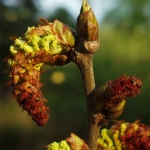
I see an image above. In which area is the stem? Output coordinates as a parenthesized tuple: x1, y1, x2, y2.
(73, 41, 101, 150)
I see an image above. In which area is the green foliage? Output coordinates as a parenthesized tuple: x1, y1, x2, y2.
(103, 0, 150, 31)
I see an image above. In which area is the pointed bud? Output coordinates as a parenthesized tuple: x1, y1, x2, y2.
(77, 0, 98, 41)
(94, 75, 142, 119)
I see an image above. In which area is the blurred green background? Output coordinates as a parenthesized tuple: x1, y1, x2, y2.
(1, 0, 150, 150)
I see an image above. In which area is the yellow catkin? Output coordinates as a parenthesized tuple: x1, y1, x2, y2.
(113, 130, 122, 150)
(98, 128, 114, 149)
(47, 140, 70, 150)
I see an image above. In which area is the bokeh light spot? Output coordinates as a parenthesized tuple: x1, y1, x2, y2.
(50, 71, 65, 84)
(4, 9, 17, 22)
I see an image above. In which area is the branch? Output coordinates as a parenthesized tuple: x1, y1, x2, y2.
(72, 40, 103, 150)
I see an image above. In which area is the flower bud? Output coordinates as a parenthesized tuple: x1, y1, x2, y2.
(77, 0, 98, 41)
(94, 75, 142, 119)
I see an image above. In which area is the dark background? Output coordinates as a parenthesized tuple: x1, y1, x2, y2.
(1, 0, 150, 149)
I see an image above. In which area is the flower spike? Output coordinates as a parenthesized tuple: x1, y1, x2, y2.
(6, 19, 76, 126)
(97, 120, 150, 150)
(94, 75, 142, 119)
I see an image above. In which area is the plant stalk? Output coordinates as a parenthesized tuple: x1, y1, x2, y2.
(73, 41, 101, 150)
